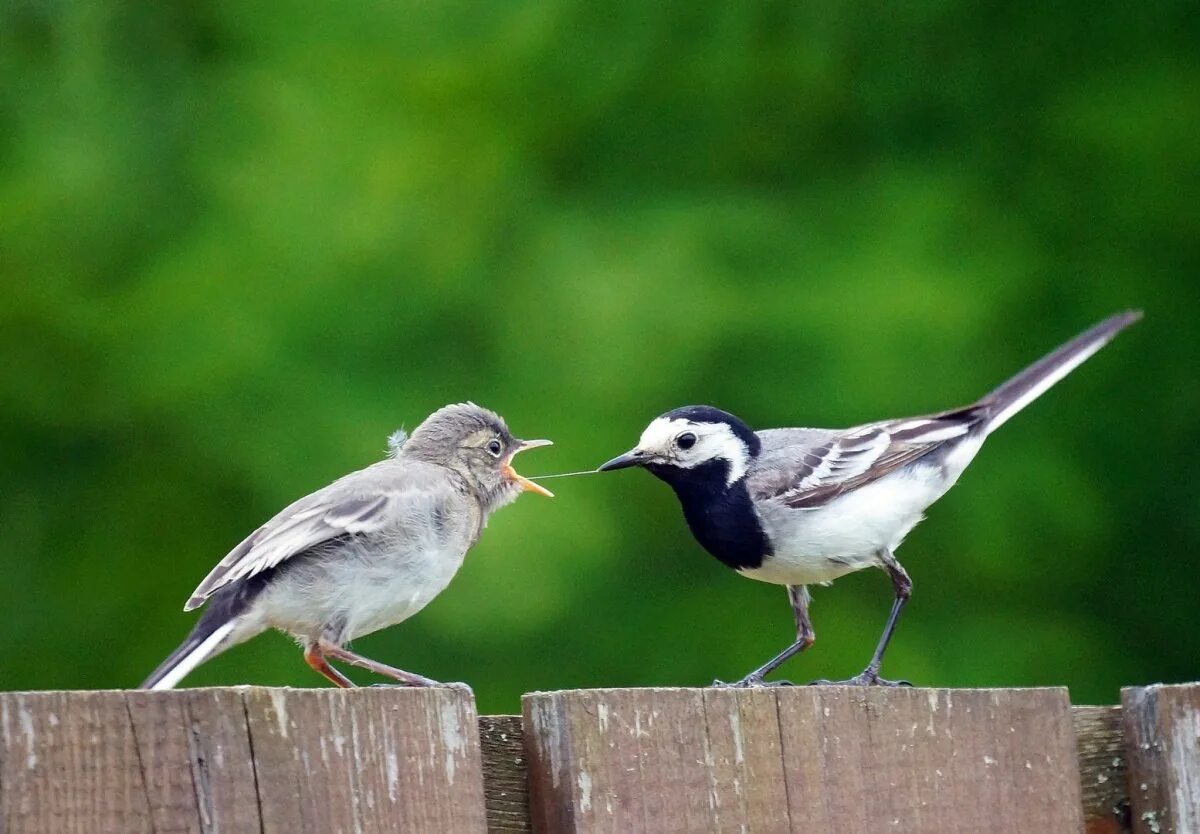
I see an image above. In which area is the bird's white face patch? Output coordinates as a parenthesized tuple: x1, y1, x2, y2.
(636, 417, 751, 485)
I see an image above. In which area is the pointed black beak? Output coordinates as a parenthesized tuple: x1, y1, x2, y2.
(597, 449, 646, 472)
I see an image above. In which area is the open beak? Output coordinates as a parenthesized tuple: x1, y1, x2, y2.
(505, 439, 555, 497)
(597, 448, 647, 472)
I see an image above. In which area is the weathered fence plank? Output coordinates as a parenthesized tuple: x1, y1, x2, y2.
(701, 687, 791, 833)
(126, 687, 263, 832)
(524, 686, 1085, 834)
(5, 685, 1198, 833)
(0, 691, 153, 834)
(0, 687, 487, 834)
(1074, 705, 1130, 834)
(1122, 683, 1200, 834)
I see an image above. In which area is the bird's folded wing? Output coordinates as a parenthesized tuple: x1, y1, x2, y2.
(183, 489, 394, 610)
(750, 407, 985, 509)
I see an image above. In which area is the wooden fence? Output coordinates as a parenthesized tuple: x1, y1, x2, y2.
(1, 684, 1196, 833)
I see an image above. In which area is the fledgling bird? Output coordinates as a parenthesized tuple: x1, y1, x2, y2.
(598, 312, 1140, 687)
(141, 403, 552, 690)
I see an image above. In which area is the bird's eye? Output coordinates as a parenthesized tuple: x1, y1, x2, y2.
(486, 439, 503, 457)
(676, 432, 697, 450)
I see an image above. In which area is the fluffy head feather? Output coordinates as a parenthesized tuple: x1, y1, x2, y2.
(401, 403, 529, 510)
(386, 428, 408, 458)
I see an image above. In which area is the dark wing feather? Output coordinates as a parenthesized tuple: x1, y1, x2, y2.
(776, 443, 938, 508)
(750, 406, 987, 509)
(184, 491, 391, 611)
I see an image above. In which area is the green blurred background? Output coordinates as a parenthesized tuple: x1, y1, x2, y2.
(2, 2, 1197, 713)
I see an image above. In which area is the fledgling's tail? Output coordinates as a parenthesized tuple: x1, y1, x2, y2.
(139, 618, 236, 691)
(978, 310, 1142, 435)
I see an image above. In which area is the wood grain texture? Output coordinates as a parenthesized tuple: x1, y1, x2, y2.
(5, 685, 1191, 834)
(243, 686, 486, 833)
(1073, 705, 1130, 834)
(0, 691, 153, 834)
(0, 687, 487, 834)
(480, 715, 530, 833)
(1122, 683, 1200, 834)
(126, 686, 264, 833)
(523, 686, 1085, 834)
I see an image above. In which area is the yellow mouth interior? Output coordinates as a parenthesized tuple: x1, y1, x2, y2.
(503, 463, 554, 497)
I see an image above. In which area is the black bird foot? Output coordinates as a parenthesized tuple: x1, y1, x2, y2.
(711, 676, 796, 689)
(807, 670, 912, 687)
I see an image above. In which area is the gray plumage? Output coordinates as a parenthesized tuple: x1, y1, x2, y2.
(141, 403, 552, 690)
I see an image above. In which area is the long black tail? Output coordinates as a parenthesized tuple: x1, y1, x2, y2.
(979, 310, 1142, 434)
(140, 616, 236, 690)
(140, 557, 280, 689)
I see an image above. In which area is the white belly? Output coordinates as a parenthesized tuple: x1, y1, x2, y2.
(746, 448, 979, 586)
(256, 536, 468, 643)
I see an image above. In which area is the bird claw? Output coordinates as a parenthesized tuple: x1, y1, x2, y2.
(711, 676, 796, 689)
(368, 681, 472, 692)
(807, 671, 913, 687)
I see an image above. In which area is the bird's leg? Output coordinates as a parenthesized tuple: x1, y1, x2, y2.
(717, 585, 815, 688)
(317, 640, 462, 689)
(810, 549, 913, 687)
(856, 549, 912, 685)
(304, 643, 357, 688)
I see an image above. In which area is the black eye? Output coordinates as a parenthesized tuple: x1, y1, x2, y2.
(676, 432, 697, 450)
(486, 439, 503, 457)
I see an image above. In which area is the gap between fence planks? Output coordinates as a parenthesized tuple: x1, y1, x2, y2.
(1073, 705, 1131, 834)
(3, 685, 1196, 833)
(481, 714, 531, 833)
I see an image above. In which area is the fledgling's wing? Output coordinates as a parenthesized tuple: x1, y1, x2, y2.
(184, 461, 473, 610)
(748, 406, 986, 509)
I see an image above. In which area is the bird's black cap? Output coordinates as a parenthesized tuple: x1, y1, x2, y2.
(658, 405, 762, 456)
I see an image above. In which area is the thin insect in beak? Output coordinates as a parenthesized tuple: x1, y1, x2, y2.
(506, 439, 555, 497)
(527, 469, 606, 481)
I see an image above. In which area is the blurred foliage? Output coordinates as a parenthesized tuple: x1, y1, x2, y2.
(1, 0, 1197, 712)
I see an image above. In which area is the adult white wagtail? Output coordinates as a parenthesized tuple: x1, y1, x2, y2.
(598, 311, 1140, 687)
(140, 403, 552, 690)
